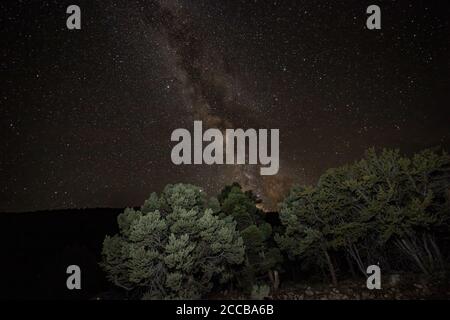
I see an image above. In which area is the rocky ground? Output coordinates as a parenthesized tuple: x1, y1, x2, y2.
(212, 274, 450, 300)
(270, 282, 449, 300)
(94, 273, 450, 300)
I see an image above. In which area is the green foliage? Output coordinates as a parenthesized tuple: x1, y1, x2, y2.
(101, 183, 245, 299)
(250, 284, 270, 300)
(277, 148, 450, 280)
(218, 183, 283, 291)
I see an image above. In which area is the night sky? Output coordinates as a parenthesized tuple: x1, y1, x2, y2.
(1, 0, 449, 212)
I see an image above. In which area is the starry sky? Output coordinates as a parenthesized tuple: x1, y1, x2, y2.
(1, 0, 449, 212)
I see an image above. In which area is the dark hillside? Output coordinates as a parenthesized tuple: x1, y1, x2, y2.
(0, 209, 122, 299)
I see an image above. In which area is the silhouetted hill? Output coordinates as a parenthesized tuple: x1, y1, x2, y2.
(0, 208, 123, 299)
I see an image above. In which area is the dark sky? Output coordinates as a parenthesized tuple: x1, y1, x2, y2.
(1, 0, 449, 212)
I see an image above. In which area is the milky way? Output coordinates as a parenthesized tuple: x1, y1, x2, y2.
(1, 0, 449, 212)
(139, 1, 292, 207)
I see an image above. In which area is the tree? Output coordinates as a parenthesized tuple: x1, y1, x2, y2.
(352, 148, 450, 275)
(218, 183, 283, 291)
(275, 185, 340, 285)
(276, 148, 450, 282)
(101, 183, 245, 299)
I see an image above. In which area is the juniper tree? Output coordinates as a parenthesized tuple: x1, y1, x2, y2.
(350, 148, 450, 275)
(322, 148, 450, 275)
(275, 185, 340, 285)
(276, 148, 450, 281)
(218, 183, 283, 291)
(316, 164, 380, 276)
(101, 183, 245, 299)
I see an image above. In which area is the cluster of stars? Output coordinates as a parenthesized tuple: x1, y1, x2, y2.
(1, 0, 448, 212)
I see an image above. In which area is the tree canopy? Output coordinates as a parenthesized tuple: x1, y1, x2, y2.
(218, 183, 283, 291)
(276, 148, 450, 283)
(101, 183, 245, 299)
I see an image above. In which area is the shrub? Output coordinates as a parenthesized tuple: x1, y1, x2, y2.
(250, 284, 270, 300)
(101, 183, 245, 299)
(218, 183, 283, 291)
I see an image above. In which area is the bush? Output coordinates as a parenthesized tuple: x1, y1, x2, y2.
(101, 183, 245, 299)
(250, 284, 270, 300)
(218, 183, 283, 291)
